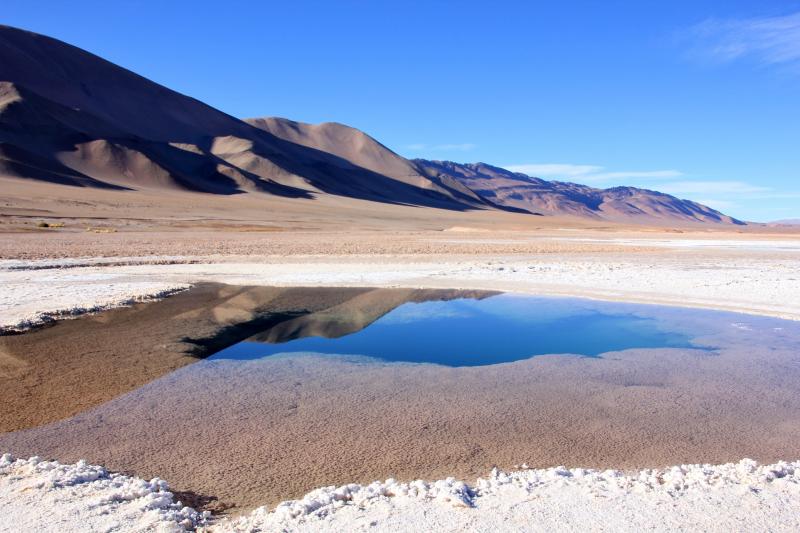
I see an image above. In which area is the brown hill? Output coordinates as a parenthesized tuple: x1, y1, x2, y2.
(0, 25, 493, 210)
(245, 117, 495, 208)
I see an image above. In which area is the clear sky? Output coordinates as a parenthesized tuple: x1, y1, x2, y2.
(4, 1, 799, 221)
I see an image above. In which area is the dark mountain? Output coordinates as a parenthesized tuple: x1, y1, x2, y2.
(414, 161, 744, 225)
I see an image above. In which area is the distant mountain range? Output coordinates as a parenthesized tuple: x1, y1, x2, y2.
(413, 160, 742, 224)
(0, 25, 744, 225)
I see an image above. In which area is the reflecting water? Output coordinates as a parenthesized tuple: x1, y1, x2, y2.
(3, 289, 799, 511)
(212, 294, 704, 366)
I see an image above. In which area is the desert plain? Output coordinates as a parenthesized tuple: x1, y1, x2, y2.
(2, 177, 800, 531)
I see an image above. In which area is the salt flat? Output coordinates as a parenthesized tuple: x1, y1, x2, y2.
(3, 235, 800, 331)
(2, 228, 800, 532)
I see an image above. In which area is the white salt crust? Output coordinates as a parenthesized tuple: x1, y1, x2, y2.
(3, 250, 800, 333)
(0, 454, 207, 532)
(3, 454, 799, 532)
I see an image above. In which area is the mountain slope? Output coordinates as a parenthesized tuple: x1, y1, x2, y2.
(245, 117, 503, 209)
(415, 161, 744, 225)
(0, 25, 744, 225)
(0, 25, 492, 210)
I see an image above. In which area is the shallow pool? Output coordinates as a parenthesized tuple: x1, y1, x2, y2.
(212, 294, 706, 366)
(3, 288, 799, 512)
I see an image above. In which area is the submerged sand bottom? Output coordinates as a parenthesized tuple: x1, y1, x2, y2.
(2, 293, 800, 514)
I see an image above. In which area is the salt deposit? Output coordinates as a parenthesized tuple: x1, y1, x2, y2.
(0, 454, 207, 532)
(2, 248, 800, 332)
(3, 455, 799, 532)
(219, 459, 800, 531)
(0, 284, 189, 334)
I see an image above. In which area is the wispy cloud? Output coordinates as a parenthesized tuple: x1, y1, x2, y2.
(503, 163, 683, 183)
(406, 143, 477, 152)
(658, 185, 800, 200)
(687, 11, 800, 68)
(655, 180, 771, 195)
(503, 163, 786, 210)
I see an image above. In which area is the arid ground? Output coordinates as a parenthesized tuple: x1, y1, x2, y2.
(2, 179, 800, 532)
(2, 182, 800, 513)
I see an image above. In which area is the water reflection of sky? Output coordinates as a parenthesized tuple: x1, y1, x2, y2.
(3, 292, 799, 514)
(378, 295, 600, 326)
(212, 294, 711, 367)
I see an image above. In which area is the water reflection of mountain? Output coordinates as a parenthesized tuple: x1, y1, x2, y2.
(248, 288, 498, 344)
(180, 286, 498, 357)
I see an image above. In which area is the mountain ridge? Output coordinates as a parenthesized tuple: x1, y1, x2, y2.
(0, 24, 491, 211)
(0, 24, 744, 226)
(413, 160, 744, 225)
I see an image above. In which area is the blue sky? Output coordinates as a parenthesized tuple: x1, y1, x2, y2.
(4, 1, 799, 221)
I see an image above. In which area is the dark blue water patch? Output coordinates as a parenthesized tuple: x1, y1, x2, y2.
(211, 294, 707, 367)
